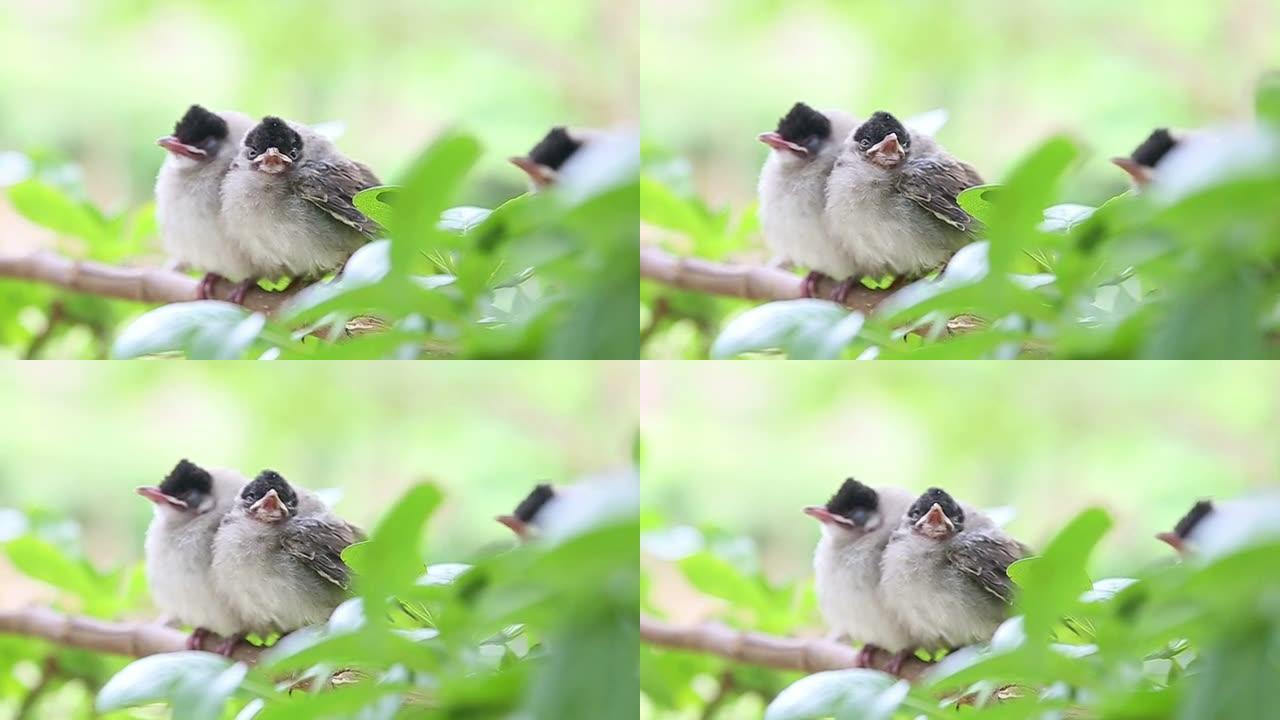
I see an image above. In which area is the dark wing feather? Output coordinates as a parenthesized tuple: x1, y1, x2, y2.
(296, 160, 383, 238)
(946, 532, 1028, 604)
(897, 155, 984, 234)
(280, 516, 365, 589)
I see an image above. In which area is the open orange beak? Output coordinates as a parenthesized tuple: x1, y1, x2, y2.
(1111, 157, 1154, 187)
(509, 156, 556, 188)
(496, 514, 531, 539)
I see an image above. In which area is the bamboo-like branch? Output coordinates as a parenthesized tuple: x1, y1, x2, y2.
(639, 614, 932, 682)
(0, 251, 298, 315)
(0, 606, 262, 664)
(640, 245, 891, 315)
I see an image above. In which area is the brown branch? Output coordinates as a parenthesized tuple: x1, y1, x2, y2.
(0, 251, 299, 315)
(640, 245, 891, 315)
(639, 614, 933, 682)
(0, 606, 262, 664)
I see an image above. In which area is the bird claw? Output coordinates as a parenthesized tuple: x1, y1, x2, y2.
(197, 273, 225, 301)
(186, 627, 210, 651)
(801, 271, 829, 298)
(227, 280, 257, 306)
(215, 635, 243, 657)
(855, 644, 881, 668)
(830, 277, 861, 306)
(886, 650, 914, 676)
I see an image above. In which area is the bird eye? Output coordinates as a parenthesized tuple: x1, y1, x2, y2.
(859, 139, 871, 148)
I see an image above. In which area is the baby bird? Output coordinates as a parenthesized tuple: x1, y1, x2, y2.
(155, 105, 256, 299)
(879, 487, 1028, 673)
(496, 483, 557, 540)
(210, 470, 364, 654)
(757, 102, 861, 297)
(137, 459, 246, 650)
(510, 127, 588, 189)
(1112, 128, 1180, 188)
(823, 111, 983, 303)
(219, 116, 381, 303)
(805, 478, 916, 668)
(1158, 495, 1280, 560)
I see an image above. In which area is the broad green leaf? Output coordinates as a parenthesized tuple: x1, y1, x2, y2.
(96, 652, 240, 720)
(356, 483, 442, 625)
(111, 301, 265, 360)
(438, 205, 492, 233)
(4, 535, 99, 601)
(7, 179, 109, 246)
(711, 300, 863, 359)
(764, 669, 905, 720)
(352, 185, 398, 229)
(1015, 508, 1111, 644)
(389, 132, 483, 273)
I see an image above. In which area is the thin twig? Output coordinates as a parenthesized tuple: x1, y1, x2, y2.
(639, 614, 933, 682)
(0, 606, 262, 664)
(0, 251, 300, 315)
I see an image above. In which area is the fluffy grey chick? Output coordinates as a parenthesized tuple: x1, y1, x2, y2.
(510, 126, 590, 190)
(210, 469, 364, 655)
(805, 478, 916, 668)
(880, 487, 1028, 673)
(1158, 495, 1280, 560)
(137, 459, 247, 650)
(219, 116, 381, 303)
(757, 102, 861, 298)
(1112, 128, 1180, 188)
(155, 105, 256, 299)
(823, 111, 983, 303)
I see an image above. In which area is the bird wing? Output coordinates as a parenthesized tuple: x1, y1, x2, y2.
(946, 533, 1028, 604)
(280, 516, 365, 590)
(296, 160, 383, 238)
(896, 155, 984, 234)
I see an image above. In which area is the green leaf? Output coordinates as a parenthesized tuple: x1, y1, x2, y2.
(356, 483, 442, 625)
(7, 179, 109, 245)
(438, 206, 493, 234)
(4, 535, 99, 600)
(352, 185, 399, 229)
(111, 301, 265, 359)
(711, 300, 864, 359)
(985, 136, 1079, 271)
(96, 652, 242, 720)
(764, 669, 906, 720)
(1015, 508, 1111, 644)
(1256, 70, 1280, 126)
(1040, 203, 1096, 233)
(389, 132, 483, 273)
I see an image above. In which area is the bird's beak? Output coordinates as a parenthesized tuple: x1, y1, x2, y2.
(914, 503, 955, 539)
(156, 136, 208, 161)
(758, 132, 809, 156)
(866, 133, 905, 167)
(1155, 531, 1188, 556)
(252, 147, 293, 174)
(496, 514, 531, 539)
(803, 505, 856, 529)
(249, 489, 288, 522)
(1111, 157, 1153, 186)
(509, 156, 556, 188)
(136, 486, 188, 509)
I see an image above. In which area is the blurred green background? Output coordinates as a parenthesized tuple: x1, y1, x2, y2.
(641, 362, 1280, 620)
(640, 0, 1279, 212)
(0, 0, 636, 251)
(0, 362, 637, 608)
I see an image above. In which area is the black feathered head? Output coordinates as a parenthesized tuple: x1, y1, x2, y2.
(240, 469, 299, 521)
(513, 483, 557, 523)
(853, 111, 911, 151)
(527, 128, 582, 171)
(137, 459, 213, 515)
(1130, 128, 1178, 169)
(825, 478, 879, 525)
(758, 102, 833, 157)
(907, 487, 964, 538)
(173, 105, 229, 147)
(243, 116, 303, 161)
(1173, 500, 1214, 539)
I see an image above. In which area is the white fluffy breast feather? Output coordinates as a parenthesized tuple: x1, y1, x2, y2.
(813, 532, 914, 651)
